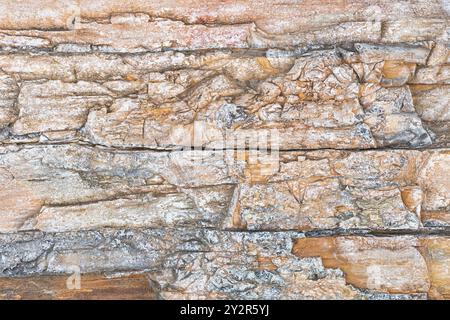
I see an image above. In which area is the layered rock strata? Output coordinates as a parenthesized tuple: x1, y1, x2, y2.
(0, 0, 449, 300)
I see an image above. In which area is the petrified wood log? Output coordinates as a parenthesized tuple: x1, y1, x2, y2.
(0, 0, 449, 300)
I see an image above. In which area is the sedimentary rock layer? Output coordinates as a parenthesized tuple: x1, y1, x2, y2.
(1, 228, 449, 299)
(0, 145, 449, 233)
(0, 43, 448, 149)
(0, 0, 449, 300)
(0, 0, 447, 51)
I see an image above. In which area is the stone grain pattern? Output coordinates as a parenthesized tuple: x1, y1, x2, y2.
(0, 0, 449, 300)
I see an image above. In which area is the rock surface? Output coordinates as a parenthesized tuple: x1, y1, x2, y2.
(0, 273, 156, 300)
(0, 0, 449, 300)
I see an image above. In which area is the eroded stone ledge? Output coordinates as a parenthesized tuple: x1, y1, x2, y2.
(0, 43, 448, 150)
(0, 144, 448, 233)
(0, 227, 448, 299)
(0, 1, 447, 52)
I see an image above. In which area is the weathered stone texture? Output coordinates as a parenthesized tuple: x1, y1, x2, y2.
(0, 0, 449, 300)
(0, 145, 448, 233)
(0, 273, 156, 300)
(0, 228, 449, 300)
(293, 235, 450, 299)
(0, 45, 447, 149)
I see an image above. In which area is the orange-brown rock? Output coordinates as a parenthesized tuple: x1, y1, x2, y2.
(293, 236, 450, 298)
(0, 273, 156, 300)
(293, 236, 430, 294)
(419, 238, 450, 299)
